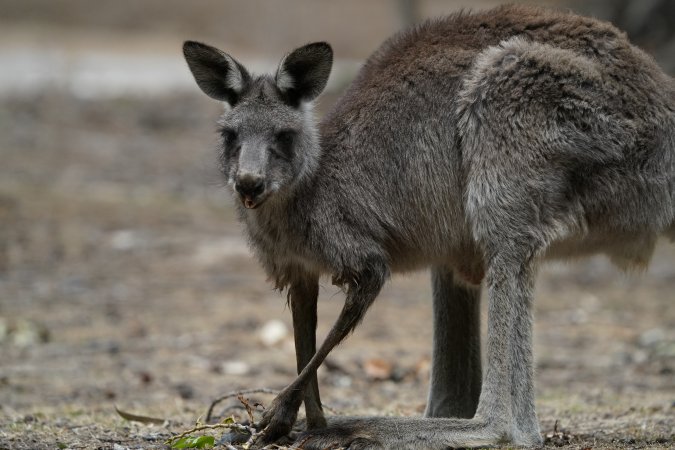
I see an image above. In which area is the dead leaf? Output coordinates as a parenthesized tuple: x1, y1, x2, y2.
(363, 358, 393, 381)
(114, 405, 166, 425)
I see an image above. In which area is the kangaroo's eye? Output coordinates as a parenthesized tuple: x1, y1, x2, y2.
(271, 129, 296, 160)
(276, 130, 295, 148)
(219, 127, 238, 144)
(219, 128, 240, 156)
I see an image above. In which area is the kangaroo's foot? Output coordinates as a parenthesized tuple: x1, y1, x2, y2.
(296, 415, 543, 450)
(253, 386, 303, 446)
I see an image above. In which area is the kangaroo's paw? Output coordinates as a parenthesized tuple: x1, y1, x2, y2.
(254, 388, 303, 446)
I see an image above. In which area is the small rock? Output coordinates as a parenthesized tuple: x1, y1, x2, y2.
(632, 349, 649, 364)
(258, 320, 289, 347)
(332, 375, 352, 388)
(221, 360, 251, 376)
(109, 229, 142, 251)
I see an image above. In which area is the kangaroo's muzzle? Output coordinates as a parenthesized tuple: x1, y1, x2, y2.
(235, 174, 266, 209)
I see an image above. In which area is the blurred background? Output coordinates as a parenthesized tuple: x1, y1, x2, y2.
(1, 1, 673, 449)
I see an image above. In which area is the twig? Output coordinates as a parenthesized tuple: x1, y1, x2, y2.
(238, 394, 256, 424)
(206, 388, 279, 422)
(207, 387, 341, 423)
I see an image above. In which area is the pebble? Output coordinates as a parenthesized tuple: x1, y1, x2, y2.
(109, 229, 142, 251)
(221, 360, 251, 376)
(258, 320, 289, 347)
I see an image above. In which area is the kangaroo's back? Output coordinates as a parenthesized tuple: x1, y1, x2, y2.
(330, 4, 674, 121)
(318, 4, 675, 271)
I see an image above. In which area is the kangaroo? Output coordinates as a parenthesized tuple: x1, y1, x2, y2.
(183, 4, 675, 449)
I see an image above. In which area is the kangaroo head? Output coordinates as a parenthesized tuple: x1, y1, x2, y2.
(183, 41, 333, 209)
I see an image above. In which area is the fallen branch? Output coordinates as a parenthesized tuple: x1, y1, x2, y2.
(205, 388, 279, 423)
(206, 387, 340, 423)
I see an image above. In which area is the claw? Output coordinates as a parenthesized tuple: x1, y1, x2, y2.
(252, 390, 303, 446)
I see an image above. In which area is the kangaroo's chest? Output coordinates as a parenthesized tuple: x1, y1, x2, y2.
(245, 212, 325, 279)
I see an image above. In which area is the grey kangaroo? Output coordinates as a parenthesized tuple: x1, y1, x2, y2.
(183, 4, 675, 449)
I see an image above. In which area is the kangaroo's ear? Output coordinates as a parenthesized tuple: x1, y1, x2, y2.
(276, 42, 333, 105)
(183, 41, 250, 106)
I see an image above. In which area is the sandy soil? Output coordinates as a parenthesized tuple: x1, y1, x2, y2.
(1, 1, 674, 449)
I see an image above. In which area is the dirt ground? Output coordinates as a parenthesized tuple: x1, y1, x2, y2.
(1, 2, 674, 450)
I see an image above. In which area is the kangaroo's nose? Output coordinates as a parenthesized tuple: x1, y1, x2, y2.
(235, 174, 265, 198)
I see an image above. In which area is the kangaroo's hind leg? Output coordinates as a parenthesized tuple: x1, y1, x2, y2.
(425, 267, 482, 419)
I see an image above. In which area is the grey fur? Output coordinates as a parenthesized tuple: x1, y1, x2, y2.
(425, 267, 481, 420)
(183, 4, 675, 448)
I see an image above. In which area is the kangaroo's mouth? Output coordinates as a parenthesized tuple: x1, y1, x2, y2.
(241, 194, 267, 209)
